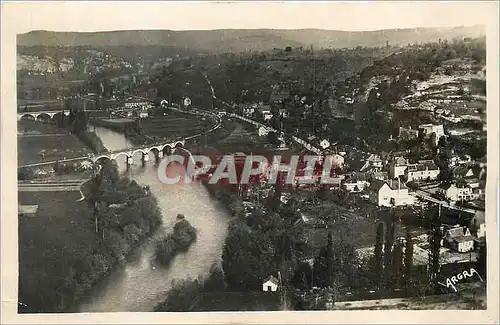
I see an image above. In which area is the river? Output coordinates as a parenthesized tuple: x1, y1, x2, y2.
(75, 126, 230, 312)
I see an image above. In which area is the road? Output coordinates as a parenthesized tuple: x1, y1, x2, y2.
(19, 156, 90, 168)
(413, 190, 477, 214)
(18, 182, 83, 192)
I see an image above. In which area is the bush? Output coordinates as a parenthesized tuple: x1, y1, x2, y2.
(155, 218, 197, 265)
(75, 130, 107, 153)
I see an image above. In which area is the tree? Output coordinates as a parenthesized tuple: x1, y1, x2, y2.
(313, 231, 335, 288)
(374, 222, 384, 287)
(384, 219, 395, 267)
(383, 219, 395, 287)
(404, 230, 414, 295)
(392, 241, 404, 289)
(285, 46, 292, 53)
(222, 223, 277, 291)
(428, 208, 442, 293)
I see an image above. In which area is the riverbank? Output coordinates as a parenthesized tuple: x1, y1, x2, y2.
(18, 161, 164, 313)
(89, 118, 152, 146)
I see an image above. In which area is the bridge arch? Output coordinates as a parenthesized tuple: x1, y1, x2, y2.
(52, 112, 65, 122)
(173, 140, 184, 148)
(36, 113, 52, 123)
(19, 113, 36, 121)
(94, 155, 112, 163)
(132, 149, 148, 157)
(148, 147, 161, 154)
(161, 144, 173, 155)
(113, 151, 130, 162)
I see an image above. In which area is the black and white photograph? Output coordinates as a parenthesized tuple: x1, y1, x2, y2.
(1, 1, 499, 323)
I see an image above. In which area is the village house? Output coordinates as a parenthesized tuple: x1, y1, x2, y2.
(259, 105, 273, 121)
(241, 105, 255, 117)
(405, 161, 440, 182)
(258, 126, 270, 137)
(449, 154, 472, 167)
(398, 126, 419, 141)
(367, 179, 416, 207)
(418, 123, 445, 146)
(437, 182, 473, 202)
(319, 139, 330, 149)
(278, 107, 289, 118)
(453, 165, 481, 197)
(124, 99, 152, 110)
(444, 226, 475, 253)
(262, 275, 279, 292)
(369, 171, 389, 181)
(342, 173, 369, 192)
(388, 156, 408, 179)
(360, 154, 384, 172)
(133, 109, 149, 119)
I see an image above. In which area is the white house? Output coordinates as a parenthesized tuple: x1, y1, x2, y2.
(389, 157, 408, 179)
(438, 182, 473, 202)
(444, 226, 475, 253)
(320, 139, 330, 149)
(398, 126, 419, 141)
(124, 100, 152, 110)
(368, 179, 415, 207)
(262, 275, 279, 292)
(343, 173, 369, 192)
(242, 106, 255, 117)
(405, 161, 440, 182)
(360, 154, 384, 172)
(419, 123, 445, 146)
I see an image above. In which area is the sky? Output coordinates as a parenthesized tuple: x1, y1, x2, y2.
(3, 1, 496, 34)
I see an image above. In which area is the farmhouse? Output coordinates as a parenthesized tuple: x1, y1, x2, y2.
(262, 275, 279, 292)
(368, 179, 415, 207)
(438, 182, 473, 202)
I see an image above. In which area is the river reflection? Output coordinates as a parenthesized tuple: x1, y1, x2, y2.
(76, 126, 230, 312)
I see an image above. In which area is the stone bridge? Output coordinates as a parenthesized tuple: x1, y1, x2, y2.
(92, 139, 187, 165)
(17, 111, 70, 121)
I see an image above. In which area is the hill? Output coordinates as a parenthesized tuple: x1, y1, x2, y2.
(18, 25, 485, 53)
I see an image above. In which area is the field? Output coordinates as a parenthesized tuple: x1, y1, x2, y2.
(18, 120, 89, 166)
(141, 115, 214, 140)
(18, 190, 83, 207)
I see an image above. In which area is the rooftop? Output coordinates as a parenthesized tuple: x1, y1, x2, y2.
(263, 275, 279, 285)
